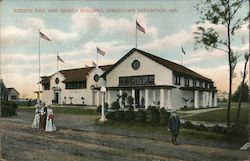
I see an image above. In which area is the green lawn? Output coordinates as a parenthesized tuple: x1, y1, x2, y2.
(17, 106, 98, 115)
(184, 102, 250, 124)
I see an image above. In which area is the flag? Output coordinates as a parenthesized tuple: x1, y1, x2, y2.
(92, 61, 97, 67)
(97, 47, 106, 56)
(136, 20, 145, 34)
(39, 31, 51, 41)
(85, 64, 89, 68)
(181, 46, 186, 55)
(57, 55, 64, 63)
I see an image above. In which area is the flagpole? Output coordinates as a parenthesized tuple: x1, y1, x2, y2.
(135, 19, 137, 48)
(96, 47, 98, 67)
(57, 52, 59, 72)
(38, 30, 41, 102)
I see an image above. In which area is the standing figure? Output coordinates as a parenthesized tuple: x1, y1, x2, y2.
(31, 104, 40, 129)
(168, 111, 181, 145)
(39, 102, 47, 130)
(45, 105, 56, 132)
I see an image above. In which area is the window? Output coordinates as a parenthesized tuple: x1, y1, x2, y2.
(175, 75, 181, 85)
(193, 80, 197, 87)
(65, 81, 86, 89)
(119, 75, 155, 86)
(199, 81, 203, 88)
(185, 78, 189, 86)
(43, 83, 50, 90)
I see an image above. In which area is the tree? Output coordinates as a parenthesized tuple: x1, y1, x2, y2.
(235, 53, 250, 125)
(232, 83, 249, 102)
(193, 0, 248, 128)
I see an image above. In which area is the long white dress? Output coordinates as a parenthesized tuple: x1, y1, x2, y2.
(45, 108, 56, 132)
(32, 108, 40, 129)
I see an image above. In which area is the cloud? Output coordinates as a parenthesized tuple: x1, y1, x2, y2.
(23, 18, 45, 29)
(1, 26, 31, 45)
(43, 28, 77, 41)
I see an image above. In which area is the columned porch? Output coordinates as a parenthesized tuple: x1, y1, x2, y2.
(106, 85, 175, 110)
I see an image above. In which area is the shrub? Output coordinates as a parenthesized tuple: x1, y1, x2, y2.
(182, 120, 194, 129)
(124, 110, 135, 121)
(96, 103, 108, 113)
(146, 106, 160, 125)
(195, 124, 208, 131)
(113, 110, 124, 121)
(135, 110, 146, 123)
(159, 108, 170, 126)
(126, 96, 134, 110)
(111, 101, 120, 110)
(1, 101, 18, 117)
(106, 111, 114, 120)
(228, 124, 247, 137)
(212, 124, 227, 134)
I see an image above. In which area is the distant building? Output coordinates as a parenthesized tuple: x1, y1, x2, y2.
(41, 48, 218, 109)
(7, 88, 20, 101)
(217, 91, 228, 102)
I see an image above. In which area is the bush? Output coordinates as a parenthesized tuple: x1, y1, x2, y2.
(106, 111, 114, 120)
(124, 110, 135, 121)
(113, 110, 124, 121)
(135, 110, 146, 123)
(146, 106, 160, 125)
(1, 101, 18, 117)
(126, 96, 134, 110)
(111, 101, 120, 110)
(195, 124, 208, 131)
(228, 124, 247, 137)
(96, 103, 108, 113)
(212, 125, 228, 134)
(159, 108, 170, 126)
(182, 121, 194, 129)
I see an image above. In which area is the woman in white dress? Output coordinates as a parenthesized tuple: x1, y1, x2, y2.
(32, 104, 40, 129)
(45, 105, 56, 132)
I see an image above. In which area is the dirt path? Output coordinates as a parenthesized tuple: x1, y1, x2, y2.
(0, 112, 249, 161)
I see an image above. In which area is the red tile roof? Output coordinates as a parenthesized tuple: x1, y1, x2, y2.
(40, 65, 113, 84)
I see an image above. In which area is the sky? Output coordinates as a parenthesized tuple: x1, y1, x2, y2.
(0, 0, 249, 98)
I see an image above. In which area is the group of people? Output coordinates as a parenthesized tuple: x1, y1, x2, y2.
(32, 101, 56, 132)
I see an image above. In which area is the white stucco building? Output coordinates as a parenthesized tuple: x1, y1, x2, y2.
(41, 48, 218, 110)
(41, 65, 112, 105)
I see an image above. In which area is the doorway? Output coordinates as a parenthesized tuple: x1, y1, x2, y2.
(135, 90, 140, 108)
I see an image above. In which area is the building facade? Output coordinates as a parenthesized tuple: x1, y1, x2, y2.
(41, 65, 112, 105)
(7, 88, 20, 101)
(102, 48, 217, 110)
(41, 48, 218, 110)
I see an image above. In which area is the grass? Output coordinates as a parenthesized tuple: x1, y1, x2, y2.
(17, 105, 98, 115)
(96, 120, 246, 144)
(184, 102, 250, 124)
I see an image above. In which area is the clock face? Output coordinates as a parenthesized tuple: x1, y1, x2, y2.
(132, 60, 140, 70)
(55, 78, 60, 84)
(94, 74, 99, 82)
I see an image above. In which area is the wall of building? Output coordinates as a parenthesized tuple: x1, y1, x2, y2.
(106, 51, 173, 87)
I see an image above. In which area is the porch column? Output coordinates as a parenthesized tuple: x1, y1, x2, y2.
(160, 89, 164, 108)
(119, 89, 122, 108)
(167, 90, 171, 109)
(96, 90, 100, 106)
(132, 89, 135, 109)
(145, 89, 149, 109)
(107, 90, 111, 107)
(202, 91, 206, 108)
(194, 90, 199, 109)
(153, 90, 156, 104)
(209, 92, 213, 107)
(213, 92, 218, 107)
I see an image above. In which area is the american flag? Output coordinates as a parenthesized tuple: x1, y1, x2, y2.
(97, 47, 106, 56)
(136, 20, 145, 34)
(39, 31, 51, 41)
(57, 55, 64, 63)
